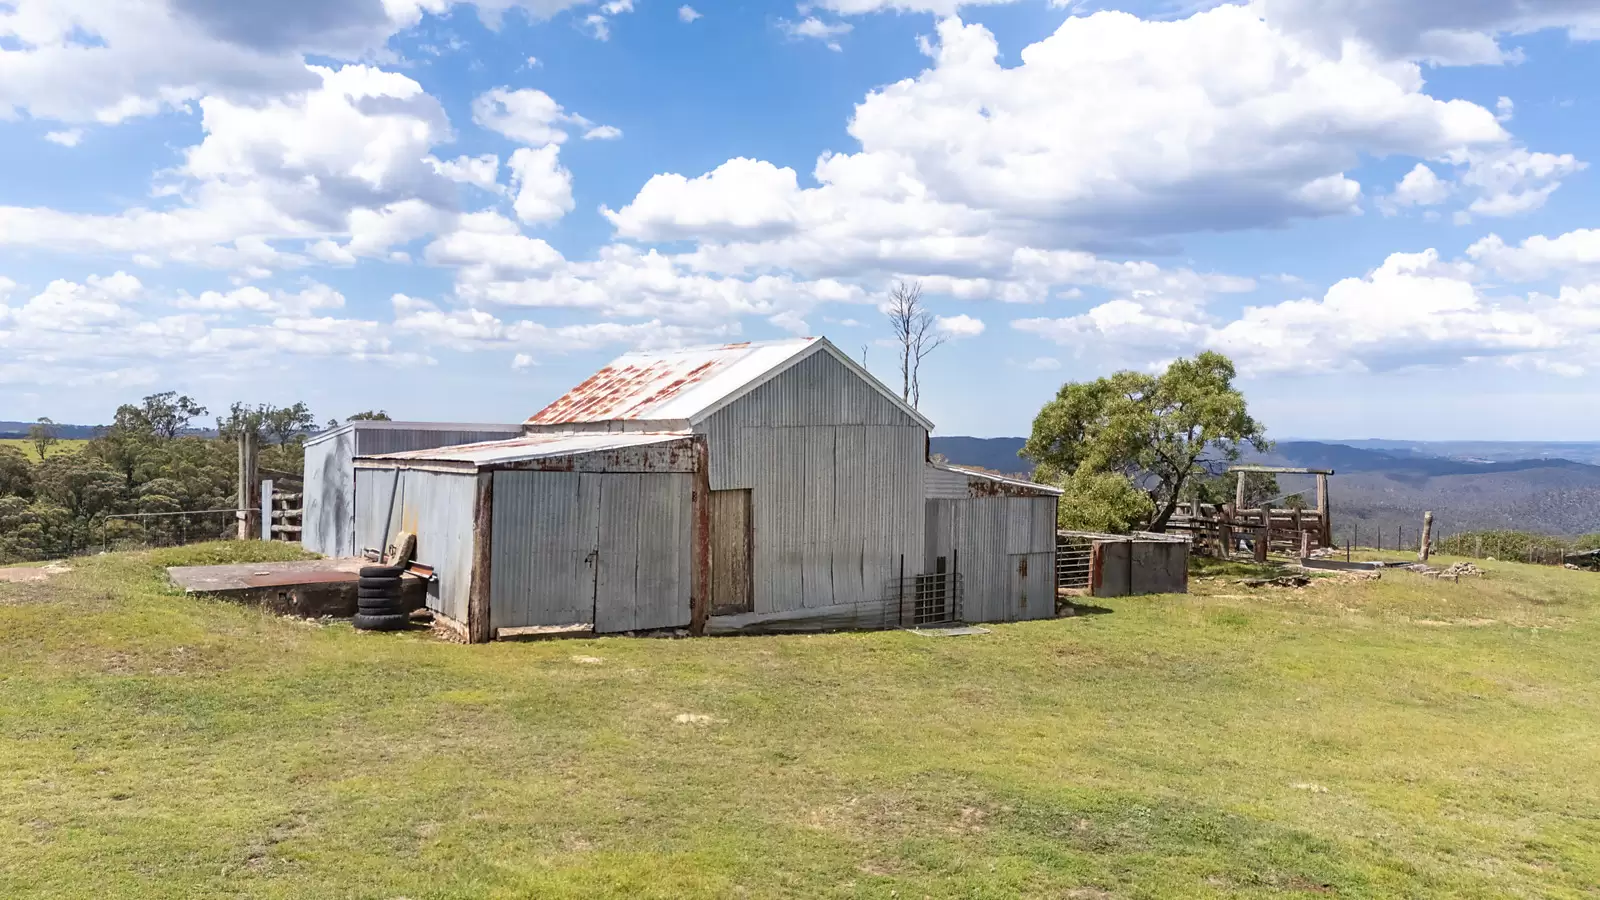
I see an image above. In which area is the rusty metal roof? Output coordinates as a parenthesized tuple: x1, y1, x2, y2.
(526, 338, 817, 426)
(355, 431, 694, 467)
(525, 337, 936, 430)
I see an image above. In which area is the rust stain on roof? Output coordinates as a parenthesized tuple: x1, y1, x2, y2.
(529, 356, 731, 425)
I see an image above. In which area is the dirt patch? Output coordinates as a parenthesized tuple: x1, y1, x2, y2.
(0, 563, 72, 583)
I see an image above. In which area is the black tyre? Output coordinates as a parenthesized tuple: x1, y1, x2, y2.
(358, 576, 401, 591)
(360, 565, 404, 579)
(358, 602, 402, 617)
(358, 585, 400, 599)
(353, 612, 409, 631)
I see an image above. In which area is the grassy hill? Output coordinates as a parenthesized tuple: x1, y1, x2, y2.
(0, 437, 87, 459)
(3, 542, 1599, 897)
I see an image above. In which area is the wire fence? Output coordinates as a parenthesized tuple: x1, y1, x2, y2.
(100, 508, 258, 554)
(1328, 524, 1589, 566)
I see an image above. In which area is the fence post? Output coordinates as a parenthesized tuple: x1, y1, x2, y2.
(261, 479, 274, 541)
(1418, 511, 1433, 562)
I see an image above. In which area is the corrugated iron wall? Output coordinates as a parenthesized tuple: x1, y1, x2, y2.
(924, 465, 973, 500)
(303, 424, 517, 558)
(302, 428, 355, 556)
(699, 350, 926, 617)
(490, 470, 694, 634)
(354, 426, 522, 456)
(353, 467, 479, 622)
(925, 495, 1058, 623)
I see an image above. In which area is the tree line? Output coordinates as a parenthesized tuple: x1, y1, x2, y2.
(0, 393, 390, 562)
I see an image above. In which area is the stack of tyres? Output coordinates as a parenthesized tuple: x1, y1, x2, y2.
(354, 565, 408, 631)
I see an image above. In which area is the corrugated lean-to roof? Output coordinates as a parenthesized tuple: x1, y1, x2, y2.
(355, 431, 694, 468)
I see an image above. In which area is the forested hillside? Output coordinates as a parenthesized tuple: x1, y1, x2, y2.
(0, 393, 321, 562)
(930, 437, 1600, 540)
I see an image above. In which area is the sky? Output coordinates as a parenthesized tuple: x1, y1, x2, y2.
(3, 0, 1600, 440)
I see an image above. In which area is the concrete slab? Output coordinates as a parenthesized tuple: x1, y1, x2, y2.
(167, 558, 426, 618)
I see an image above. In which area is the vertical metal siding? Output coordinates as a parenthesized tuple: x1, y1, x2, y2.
(698, 350, 925, 617)
(490, 470, 693, 633)
(925, 494, 1058, 624)
(353, 467, 478, 622)
(490, 471, 595, 630)
(303, 428, 355, 556)
(354, 426, 523, 456)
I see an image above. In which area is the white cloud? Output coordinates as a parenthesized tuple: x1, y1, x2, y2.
(678, 5, 701, 22)
(0, 64, 456, 269)
(511, 352, 536, 369)
(44, 129, 84, 147)
(779, 16, 852, 51)
(1023, 356, 1060, 371)
(606, 7, 1508, 274)
(812, 0, 1014, 15)
(473, 87, 574, 146)
(1015, 244, 1600, 378)
(936, 313, 985, 337)
(1381, 163, 1451, 214)
(1455, 147, 1586, 219)
(0, 0, 613, 125)
(428, 154, 502, 192)
(175, 282, 346, 316)
(582, 124, 623, 141)
(1468, 228, 1600, 281)
(507, 145, 575, 224)
(1253, 0, 1600, 65)
(422, 210, 565, 280)
(1496, 96, 1515, 122)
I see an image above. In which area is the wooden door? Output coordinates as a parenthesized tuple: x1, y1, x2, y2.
(709, 489, 753, 616)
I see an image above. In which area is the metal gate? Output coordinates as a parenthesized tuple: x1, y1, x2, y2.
(1057, 534, 1094, 590)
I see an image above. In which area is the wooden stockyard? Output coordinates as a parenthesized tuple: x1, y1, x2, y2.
(1167, 465, 1335, 560)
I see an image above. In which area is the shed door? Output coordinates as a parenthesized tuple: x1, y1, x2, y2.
(490, 471, 599, 631)
(593, 473, 694, 634)
(710, 489, 752, 616)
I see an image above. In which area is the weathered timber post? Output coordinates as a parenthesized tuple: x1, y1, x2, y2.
(1235, 471, 1247, 516)
(261, 479, 274, 541)
(1316, 473, 1331, 548)
(1418, 511, 1434, 562)
(236, 430, 258, 540)
(1300, 531, 1311, 559)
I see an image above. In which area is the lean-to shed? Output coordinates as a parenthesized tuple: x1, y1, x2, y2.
(354, 432, 705, 641)
(303, 421, 521, 557)
(526, 337, 936, 634)
(924, 462, 1062, 622)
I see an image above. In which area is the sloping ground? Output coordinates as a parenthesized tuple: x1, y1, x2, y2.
(3, 543, 1600, 898)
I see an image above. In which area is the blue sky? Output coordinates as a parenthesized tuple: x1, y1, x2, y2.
(3, 0, 1600, 440)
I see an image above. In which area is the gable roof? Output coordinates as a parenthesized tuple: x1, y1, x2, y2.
(929, 460, 1063, 497)
(526, 336, 935, 430)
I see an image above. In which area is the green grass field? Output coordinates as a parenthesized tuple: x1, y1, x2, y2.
(3, 543, 1598, 899)
(0, 436, 87, 459)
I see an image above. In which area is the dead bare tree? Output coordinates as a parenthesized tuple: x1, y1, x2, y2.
(885, 280, 944, 409)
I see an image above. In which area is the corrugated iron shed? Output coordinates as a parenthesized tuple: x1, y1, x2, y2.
(526, 337, 934, 431)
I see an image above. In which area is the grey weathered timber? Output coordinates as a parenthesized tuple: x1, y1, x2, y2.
(709, 489, 753, 615)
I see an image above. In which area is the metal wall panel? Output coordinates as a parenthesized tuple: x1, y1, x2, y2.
(924, 465, 972, 500)
(305, 423, 517, 559)
(353, 466, 479, 621)
(354, 426, 523, 456)
(925, 495, 1058, 623)
(698, 349, 925, 619)
(303, 427, 355, 556)
(490, 470, 693, 633)
(490, 471, 594, 630)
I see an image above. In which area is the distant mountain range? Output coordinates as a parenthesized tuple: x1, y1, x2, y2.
(929, 436, 1600, 540)
(0, 420, 103, 440)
